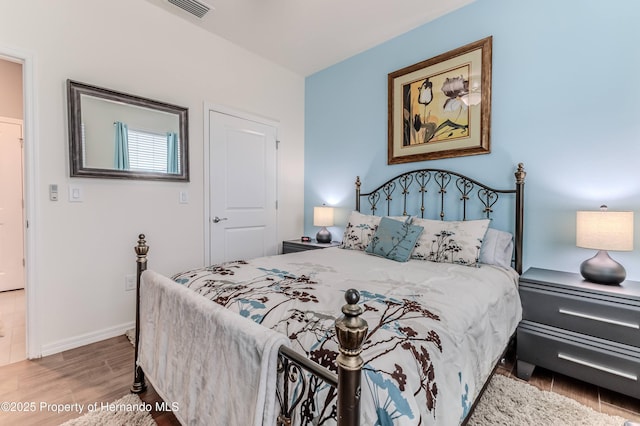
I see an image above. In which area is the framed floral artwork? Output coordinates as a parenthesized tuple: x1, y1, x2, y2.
(388, 36, 492, 164)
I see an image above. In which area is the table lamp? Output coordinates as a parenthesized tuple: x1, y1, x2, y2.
(576, 205, 634, 285)
(313, 206, 334, 243)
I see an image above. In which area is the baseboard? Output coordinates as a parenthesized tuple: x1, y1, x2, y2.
(39, 321, 135, 357)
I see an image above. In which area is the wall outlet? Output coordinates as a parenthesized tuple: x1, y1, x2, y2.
(125, 274, 136, 291)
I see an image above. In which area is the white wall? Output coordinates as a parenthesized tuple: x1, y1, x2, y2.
(0, 0, 305, 356)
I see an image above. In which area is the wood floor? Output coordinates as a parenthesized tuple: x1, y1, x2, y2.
(0, 335, 180, 426)
(0, 289, 26, 366)
(0, 335, 638, 425)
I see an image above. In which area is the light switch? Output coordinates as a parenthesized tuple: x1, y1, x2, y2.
(69, 185, 83, 202)
(179, 190, 189, 204)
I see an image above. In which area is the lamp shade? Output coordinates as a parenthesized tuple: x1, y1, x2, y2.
(576, 209, 633, 251)
(313, 206, 334, 227)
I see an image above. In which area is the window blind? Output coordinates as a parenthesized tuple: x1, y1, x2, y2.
(128, 129, 171, 173)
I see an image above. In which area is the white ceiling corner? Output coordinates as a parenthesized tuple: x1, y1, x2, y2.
(144, 0, 475, 76)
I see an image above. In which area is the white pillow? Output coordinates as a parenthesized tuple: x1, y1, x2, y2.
(410, 218, 490, 266)
(340, 211, 409, 251)
(479, 228, 514, 269)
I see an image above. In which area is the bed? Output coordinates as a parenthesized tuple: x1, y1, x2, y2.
(131, 163, 526, 426)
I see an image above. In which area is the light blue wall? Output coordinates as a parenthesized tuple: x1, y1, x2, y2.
(305, 0, 640, 279)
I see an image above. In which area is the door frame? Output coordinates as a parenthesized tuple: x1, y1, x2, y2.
(203, 103, 279, 266)
(0, 46, 39, 358)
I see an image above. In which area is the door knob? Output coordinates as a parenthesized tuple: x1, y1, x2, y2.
(212, 216, 228, 223)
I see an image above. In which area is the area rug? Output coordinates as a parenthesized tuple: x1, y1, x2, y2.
(62, 370, 630, 425)
(59, 393, 155, 426)
(125, 327, 135, 346)
(468, 374, 628, 426)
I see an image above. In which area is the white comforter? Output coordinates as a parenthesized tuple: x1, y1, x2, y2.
(142, 247, 522, 425)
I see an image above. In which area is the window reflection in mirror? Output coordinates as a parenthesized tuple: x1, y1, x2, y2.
(67, 80, 189, 181)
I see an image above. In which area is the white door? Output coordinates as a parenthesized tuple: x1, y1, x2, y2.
(208, 110, 278, 264)
(0, 117, 25, 292)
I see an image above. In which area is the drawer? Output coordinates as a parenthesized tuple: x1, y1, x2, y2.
(517, 321, 640, 398)
(520, 284, 640, 347)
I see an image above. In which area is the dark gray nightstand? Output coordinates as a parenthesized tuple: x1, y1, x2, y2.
(516, 267, 640, 399)
(282, 239, 341, 254)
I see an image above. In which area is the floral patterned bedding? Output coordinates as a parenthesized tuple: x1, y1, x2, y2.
(171, 247, 521, 425)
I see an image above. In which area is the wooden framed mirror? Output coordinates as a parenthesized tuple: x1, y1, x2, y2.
(67, 79, 189, 181)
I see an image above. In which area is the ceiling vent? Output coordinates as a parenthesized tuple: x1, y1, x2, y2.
(167, 0, 211, 18)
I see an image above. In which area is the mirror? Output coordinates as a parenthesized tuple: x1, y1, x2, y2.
(67, 79, 189, 181)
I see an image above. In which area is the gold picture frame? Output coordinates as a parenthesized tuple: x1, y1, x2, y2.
(388, 36, 492, 164)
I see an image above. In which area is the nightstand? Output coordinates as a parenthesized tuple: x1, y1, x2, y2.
(516, 267, 640, 398)
(282, 239, 341, 254)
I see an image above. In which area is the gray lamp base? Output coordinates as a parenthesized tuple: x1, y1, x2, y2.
(580, 250, 626, 285)
(316, 227, 332, 243)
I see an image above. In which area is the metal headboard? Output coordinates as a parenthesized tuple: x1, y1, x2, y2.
(355, 163, 526, 273)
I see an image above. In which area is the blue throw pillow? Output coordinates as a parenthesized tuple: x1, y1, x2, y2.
(365, 217, 424, 262)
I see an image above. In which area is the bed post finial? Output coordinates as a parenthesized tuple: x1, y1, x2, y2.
(135, 234, 149, 259)
(515, 163, 526, 184)
(131, 233, 149, 394)
(334, 289, 368, 425)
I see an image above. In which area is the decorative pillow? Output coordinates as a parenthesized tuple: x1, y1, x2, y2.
(479, 228, 514, 269)
(365, 217, 424, 262)
(411, 218, 490, 266)
(340, 211, 409, 251)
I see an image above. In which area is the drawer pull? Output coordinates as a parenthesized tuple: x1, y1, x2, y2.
(558, 308, 640, 329)
(558, 353, 638, 381)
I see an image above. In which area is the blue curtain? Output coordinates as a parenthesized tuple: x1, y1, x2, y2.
(114, 121, 130, 170)
(167, 132, 179, 174)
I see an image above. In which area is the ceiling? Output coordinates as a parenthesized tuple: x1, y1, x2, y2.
(144, 0, 475, 76)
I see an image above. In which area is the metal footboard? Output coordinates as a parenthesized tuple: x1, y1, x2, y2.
(130, 234, 368, 426)
(276, 288, 368, 426)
